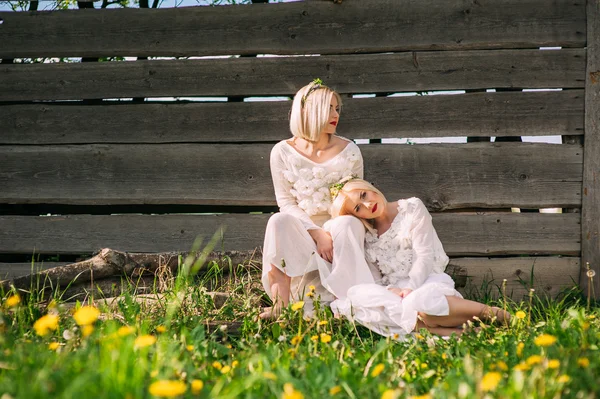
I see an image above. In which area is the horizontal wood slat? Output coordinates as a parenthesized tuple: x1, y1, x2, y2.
(0, 213, 581, 256)
(0, 143, 582, 210)
(0, 0, 585, 58)
(0, 49, 585, 101)
(449, 257, 581, 299)
(0, 91, 584, 144)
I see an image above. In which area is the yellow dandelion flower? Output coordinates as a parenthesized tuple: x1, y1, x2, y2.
(534, 334, 557, 347)
(220, 365, 231, 374)
(582, 322, 590, 330)
(547, 359, 560, 369)
(5, 295, 21, 308)
(515, 311, 526, 320)
(320, 333, 332, 343)
(516, 342, 525, 357)
(421, 363, 428, 369)
(291, 335, 302, 345)
(191, 379, 203, 395)
(414, 333, 424, 340)
(212, 361, 222, 370)
(82, 325, 94, 338)
(283, 383, 304, 399)
(117, 326, 136, 337)
(263, 371, 277, 380)
(186, 345, 194, 352)
(287, 348, 297, 358)
(33, 314, 59, 336)
(73, 306, 100, 326)
(496, 361, 508, 371)
(441, 353, 448, 360)
(577, 358, 590, 368)
(371, 363, 385, 377)
(291, 301, 305, 311)
(557, 375, 570, 383)
(150, 370, 159, 378)
(148, 380, 187, 398)
(134, 335, 157, 349)
(231, 360, 239, 368)
(308, 285, 316, 292)
(306, 292, 315, 298)
(480, 371, 502, 392)
(310, 335, 319, 342)
(409, 395, 431, 399)
(381, 390, 399, 399)
(156, 325, 167, 333)
(318, 320, 328, 326)
(48, 342, 60, 351)
(526, 355, 543, 366)
(329, 386, 342, 395)
(514, 362, 529, 371)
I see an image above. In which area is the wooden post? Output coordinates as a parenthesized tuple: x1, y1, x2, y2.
(581, 0, 600, 298)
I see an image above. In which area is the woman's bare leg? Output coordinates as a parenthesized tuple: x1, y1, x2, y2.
(415, 320, 463, 337)
(418, 296, 511, 328)
(259, 265, 291, 319)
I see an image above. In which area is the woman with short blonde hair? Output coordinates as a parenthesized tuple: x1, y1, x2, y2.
(260, 80, 380, 319)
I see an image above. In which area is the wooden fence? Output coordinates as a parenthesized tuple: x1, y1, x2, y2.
(0, 0, 598, 299)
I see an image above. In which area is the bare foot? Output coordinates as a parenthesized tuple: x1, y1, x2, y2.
(259, 305, 282, 320)
(481, 306, 511, 326)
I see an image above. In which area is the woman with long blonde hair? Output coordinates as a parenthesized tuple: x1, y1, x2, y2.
(329, 177, 510, 337)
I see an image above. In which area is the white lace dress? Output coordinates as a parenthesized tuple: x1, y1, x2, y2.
(330, 198, 463, 338)
(262, 138, 381, 313)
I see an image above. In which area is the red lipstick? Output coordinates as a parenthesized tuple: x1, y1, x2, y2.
(372, 203, 378, 213)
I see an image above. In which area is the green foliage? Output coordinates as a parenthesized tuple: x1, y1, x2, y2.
(0, 265, 599, 398)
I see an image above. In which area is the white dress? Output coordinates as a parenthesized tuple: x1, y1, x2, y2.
(262, 138, 382, 313)
(330, 198, 463, 338)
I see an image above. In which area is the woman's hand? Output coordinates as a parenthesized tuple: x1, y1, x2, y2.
(388, 287, 413, 298)
(309, 229, 334, 263)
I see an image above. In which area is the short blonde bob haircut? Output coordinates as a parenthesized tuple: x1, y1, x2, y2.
(289, 81, 342, 142)
(330, 178, 387, 233)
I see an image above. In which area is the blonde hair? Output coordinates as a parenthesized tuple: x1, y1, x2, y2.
(330, 178, 387, 233)
(289, 81, 342, 142)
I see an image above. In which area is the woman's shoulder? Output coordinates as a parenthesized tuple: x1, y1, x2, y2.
(335, 136, 360, 150)
(395, 198, 427, 215)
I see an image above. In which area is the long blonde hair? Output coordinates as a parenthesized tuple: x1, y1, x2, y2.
(330, 178, 387, 233)
(289, 81, 342, 142)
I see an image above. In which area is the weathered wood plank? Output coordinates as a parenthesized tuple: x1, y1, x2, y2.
(581, 0, 600, 298)
(0, 143, 583, 209)
(0, 91, 584, 144)
(0, 0, 585, 58)
(0, 49, 585, 101)
(450, 257, 581, 300)
(0, 213, 580, 256)
(0, 262, 67, 280)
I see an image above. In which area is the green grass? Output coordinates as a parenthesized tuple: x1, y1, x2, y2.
(0, 260, 598, 399)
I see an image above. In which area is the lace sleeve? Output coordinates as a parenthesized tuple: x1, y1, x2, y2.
(406, 198, 437, 290)
(270, 143, 320, 230)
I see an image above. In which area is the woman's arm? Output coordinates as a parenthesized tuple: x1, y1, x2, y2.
(270, 144, 320, 231)
(406, 198, 438, 290)
(349, 142, 364, 179)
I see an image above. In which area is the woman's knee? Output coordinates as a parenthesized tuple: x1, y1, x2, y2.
(328, 215, 364, 238)
(266, 213, 297, 232)
(418, 312, 440, 328)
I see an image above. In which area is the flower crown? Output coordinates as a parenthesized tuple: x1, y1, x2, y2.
(301, 78, 327, 107)
(329, 174, 359, 200)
